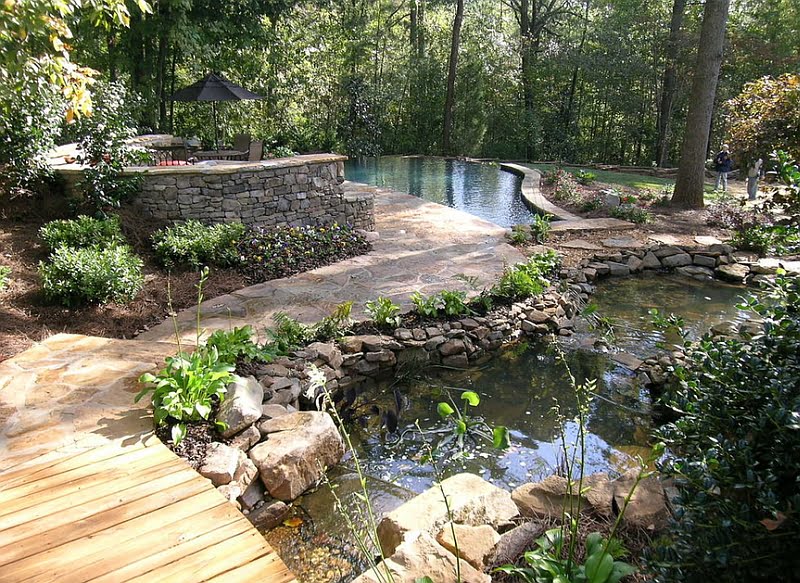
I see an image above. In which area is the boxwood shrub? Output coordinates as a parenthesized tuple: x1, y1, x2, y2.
(151, 220, 245, 269)
(237, 223, 371, 282)
(652, 273, 800, 580)
(38, 215, 124, 252)
(40, 245, 144, 306)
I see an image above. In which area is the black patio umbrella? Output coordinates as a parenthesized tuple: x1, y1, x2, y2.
(168, 72, 263, 150)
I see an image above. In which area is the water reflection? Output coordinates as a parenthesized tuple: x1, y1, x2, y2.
(344, 156, 533, 228)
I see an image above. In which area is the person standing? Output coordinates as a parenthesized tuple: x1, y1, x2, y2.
(747, 157, 763, 200)
(714, 144, 733, 192)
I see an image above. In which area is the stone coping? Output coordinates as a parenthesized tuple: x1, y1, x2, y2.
(500, 162, 582, 222)
(50, 150, 346, 177)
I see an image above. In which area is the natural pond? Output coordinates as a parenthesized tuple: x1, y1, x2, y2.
(264, 274, 755, 582)
(581, 272, 757, 357)
(344, 156, 534, 228)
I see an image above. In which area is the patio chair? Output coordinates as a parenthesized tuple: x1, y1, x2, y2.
(231, 133, 251, 159)
(248, 140, 264, 162)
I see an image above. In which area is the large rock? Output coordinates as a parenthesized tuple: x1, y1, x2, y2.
(605, 261, 630, 277)
(489, 522, 543, 567)
(715, 263, 749, 283)
(352, 531, 490, 583)
(377, 473, 518, 557)
(611, 469, 670, 530)
(248, 500, 290, 530)
(513, 472, 669, 531)
(436, 523, 500, 571)
(248, 411, 345, 500)
(216, 375, 263, 438)
(307, 341, 344, 369)
(198, 442, 241, 486)
(661, 253, 692, 268)
(512, 473, 611, 519)
(642, 251, 662, 270)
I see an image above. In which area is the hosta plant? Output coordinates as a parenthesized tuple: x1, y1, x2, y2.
(135, 347, 235, 445)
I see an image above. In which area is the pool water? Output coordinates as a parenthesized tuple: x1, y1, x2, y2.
(344, 156, 534, 228)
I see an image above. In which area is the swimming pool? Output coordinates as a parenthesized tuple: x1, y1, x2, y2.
(344, 156, 534, 227)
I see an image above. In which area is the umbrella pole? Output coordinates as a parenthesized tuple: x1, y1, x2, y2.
(212, 101, 219, 150)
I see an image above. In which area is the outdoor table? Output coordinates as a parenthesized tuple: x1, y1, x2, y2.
(193, 149, 248, 161)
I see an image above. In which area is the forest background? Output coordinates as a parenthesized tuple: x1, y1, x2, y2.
(2, 0, 799, 167)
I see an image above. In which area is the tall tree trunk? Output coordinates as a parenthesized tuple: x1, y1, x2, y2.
(442, 0, 464, 155)
(562, 0, 590, 137)
(156, 22, 169, 131)
(672, 0, 730, 208)
(655, 0, 686, 167)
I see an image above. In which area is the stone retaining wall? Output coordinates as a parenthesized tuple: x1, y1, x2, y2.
(53, 151, 375, 231)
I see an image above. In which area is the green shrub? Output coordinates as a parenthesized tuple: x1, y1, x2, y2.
(312, 302, 354, 340)
(39, 215, 124, 251)
(610, 204, 653, 224)
(492, 251, 559, 301)
(39, 245, 144, 306)
(580, 195, 604, 212)
(237, 223, 370, 283)
(653, 273, 800, 581)
(531, 213, 553, 244)
(136, 347, 235, 445)
(729, 224, 800, 255)
(553, 171, 580, 203)
(0, 266, 10, 290)
(152, 220, 245, 269)
(365, 296, 402, 328)
(410, 289, 471, 319)
(205, 325, 274, 366)
(575, 169, 597, 185)
(509, 225, 531, 245)
(265, 312, 311, 355)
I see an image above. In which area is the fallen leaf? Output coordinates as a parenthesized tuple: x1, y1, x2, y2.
(760, 511, 787, 531)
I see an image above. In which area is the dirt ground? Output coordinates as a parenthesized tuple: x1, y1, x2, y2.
(0, 200, 248, 361)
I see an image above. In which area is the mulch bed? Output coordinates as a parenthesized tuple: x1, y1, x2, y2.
(0, 196, 368, 362)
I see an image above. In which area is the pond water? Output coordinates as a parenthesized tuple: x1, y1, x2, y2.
(580, 272, 757, 358)
(264, 274, 755, 582)
(344, 156, 534, 228)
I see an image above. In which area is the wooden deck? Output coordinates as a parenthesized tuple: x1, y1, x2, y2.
(0, 334, 295, 583)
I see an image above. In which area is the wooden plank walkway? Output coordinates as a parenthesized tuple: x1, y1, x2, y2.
(0, 334, 295, 583)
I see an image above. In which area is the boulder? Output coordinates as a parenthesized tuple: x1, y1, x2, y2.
(611, 469, 670, 530)
(436, 523, 500, 571)
(715, 263, 749, 283)
(249, 411, 345, 500)
(199, 442, 241, 486)
(307, 341, 344, 369)
(489, 522, 543, 567)
(217, 483, 242, 507)
(626, 256, 644, 273)
(512, 473, 613, 519)
(352, 531, 490, 583)
(642, 251, 662, 270)
(676, 265, 714, 281)
(439, 339, 466, 356)
(248, 500, 290, 530)
(239, 479, 266, 511)
(229, 425, 261, 451)
(605, 261, 630, 277)
(377, 473, 518, 557)
(653, 245, 684, 258)
(216, 375, 264, 438)
(661, 253, 692, 268)
(692, 254, 717, 268)
(233, 452, 259, 490)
